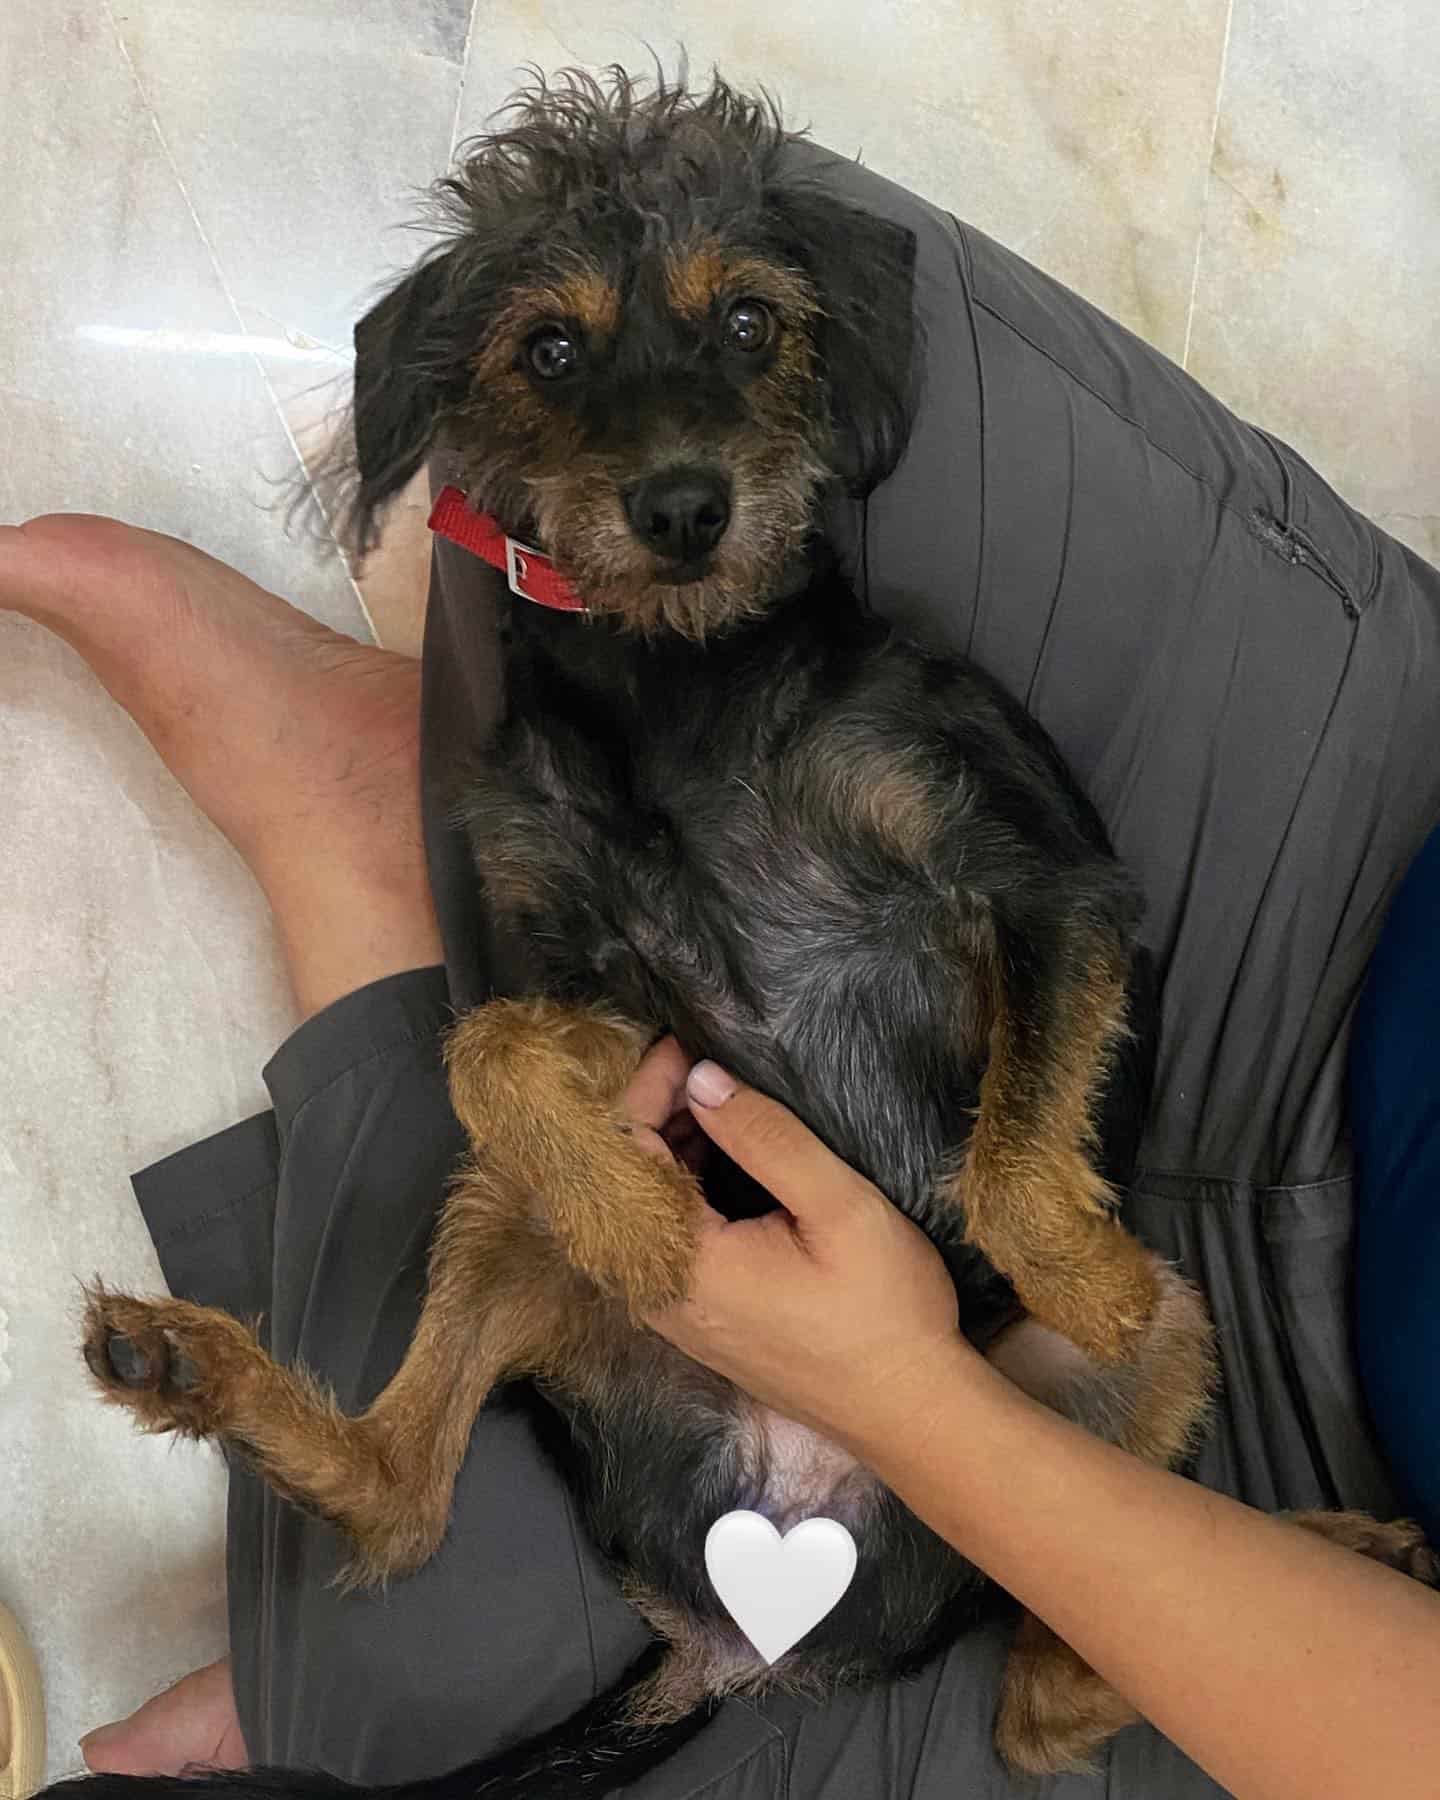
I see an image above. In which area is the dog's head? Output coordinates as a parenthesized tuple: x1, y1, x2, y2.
(348, 68, 916, 636)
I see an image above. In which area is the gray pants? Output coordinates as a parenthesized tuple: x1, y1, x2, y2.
(133, 142, 1440, 1798)
(136, 967, 1180, 1799)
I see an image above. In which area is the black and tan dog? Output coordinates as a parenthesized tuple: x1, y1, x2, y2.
(71, 69, 1433, 1797)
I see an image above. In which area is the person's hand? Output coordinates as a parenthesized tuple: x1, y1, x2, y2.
(623, 1040, 975, 1452)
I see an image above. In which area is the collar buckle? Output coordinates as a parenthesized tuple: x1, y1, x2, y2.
(504, 535, 551, 603)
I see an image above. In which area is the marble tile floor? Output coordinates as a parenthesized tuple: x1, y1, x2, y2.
(1, 0, 1436, 1782)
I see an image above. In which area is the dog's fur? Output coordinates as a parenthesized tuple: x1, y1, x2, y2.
(66, 68, 1435, 1800)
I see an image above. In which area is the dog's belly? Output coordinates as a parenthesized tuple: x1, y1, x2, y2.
(742, 1406, 870, 1531)
(565, 1332, 993, 1692)
(562, 1330, 984, 1688)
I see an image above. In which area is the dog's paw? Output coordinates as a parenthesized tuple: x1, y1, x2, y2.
(1012, 1232, 1159, 1368)
(81, 1286, 258, 1440)
(1285, 1509, 1440, 1585)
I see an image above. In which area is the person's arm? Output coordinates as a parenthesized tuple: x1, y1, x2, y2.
(862, 1345, 1440, 1800)
(629, 1048, 1440, 1800)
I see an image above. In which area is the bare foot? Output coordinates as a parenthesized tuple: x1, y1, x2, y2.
(80, 1658, 246, 1776)
(1, 514, 442, 1015)
(0, 514, 422, 878)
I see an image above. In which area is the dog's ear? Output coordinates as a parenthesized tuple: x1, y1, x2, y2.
(349, 252, 466, 550)
(768, 187, 918, 494)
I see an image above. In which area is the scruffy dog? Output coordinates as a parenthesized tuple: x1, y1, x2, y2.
(70, 69, 1433, 1800)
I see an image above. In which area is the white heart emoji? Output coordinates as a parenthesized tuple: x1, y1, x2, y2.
(704, 1510, 858, 1664)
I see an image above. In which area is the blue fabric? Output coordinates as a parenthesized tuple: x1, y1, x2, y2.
(1352, 823, 1440, 1540)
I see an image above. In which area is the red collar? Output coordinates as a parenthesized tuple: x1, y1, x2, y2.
(427, 485, 586, 612)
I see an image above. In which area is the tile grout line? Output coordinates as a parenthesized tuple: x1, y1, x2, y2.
(98, 0, 374, 640)
(1181, 0, 1237, 371)
(449, 0, 483, 166)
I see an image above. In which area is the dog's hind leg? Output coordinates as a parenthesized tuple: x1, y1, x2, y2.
(993, 1613, 1141, 1777)
(939, 921, 1161, 1366)
(84, 1169, 590, 1583)
(1282, 1509, 1440, 1579)
(974, 1257, 1404, 1775)
(86, 995, 690, 1579)
(995, 1512, 1439, 1778)
(986, 1263, 1215, 1773)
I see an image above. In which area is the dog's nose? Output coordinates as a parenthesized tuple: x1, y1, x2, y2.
(623, 469, 731, 563)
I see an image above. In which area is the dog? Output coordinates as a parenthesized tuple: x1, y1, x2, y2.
(66, 69, 1435, 1800)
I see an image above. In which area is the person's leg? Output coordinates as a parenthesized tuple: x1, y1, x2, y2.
(1, 512, 437, 1773)
(9, 515, 655, 1781)
(0, 514, 441, 1019)
(1351, 820, 1440, 1541)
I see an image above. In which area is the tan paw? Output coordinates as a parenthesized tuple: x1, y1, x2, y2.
(81, 1285, 262, 1439)
(1013, 1225, 1161, 1367)
(1285, 1509, 1440, 1584)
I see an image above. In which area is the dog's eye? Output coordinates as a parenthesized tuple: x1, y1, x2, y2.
(723, 300, 774, 354)
(527, 327, 581, 381)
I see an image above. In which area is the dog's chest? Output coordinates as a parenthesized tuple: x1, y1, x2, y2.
(472, 701, 888, 1043)
(459, 593, 982, 1205)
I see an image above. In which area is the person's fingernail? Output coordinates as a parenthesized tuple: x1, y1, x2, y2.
(687, 1060, 736, 1107)
(79, 1724, 118, 1755)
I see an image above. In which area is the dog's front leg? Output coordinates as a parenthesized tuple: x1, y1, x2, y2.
(443, 997, 702, 1313)
(942, 924, 1160, 1366)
